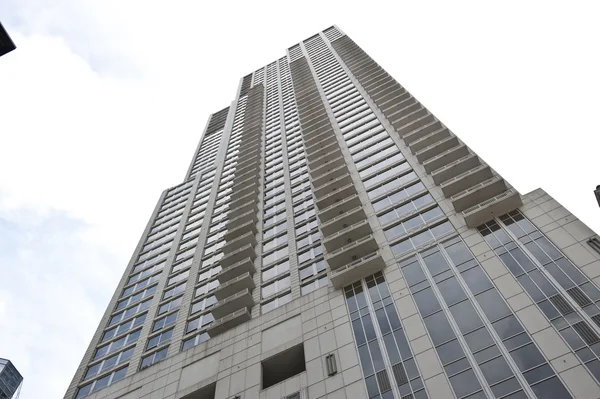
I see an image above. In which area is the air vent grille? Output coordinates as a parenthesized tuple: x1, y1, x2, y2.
(567, 287, 593, 307)
(573, 321, 600, 345)
(392, 362, 409, 386)
(376, 370, 392, 392)
(549, 294, 574, 315)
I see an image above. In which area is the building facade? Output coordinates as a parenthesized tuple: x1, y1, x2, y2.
(65, 26, 600, 399)
(0, 22, 16, 58)
(0, 358, 23, 399)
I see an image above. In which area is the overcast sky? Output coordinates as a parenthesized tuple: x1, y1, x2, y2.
(0, 1, 599, 398)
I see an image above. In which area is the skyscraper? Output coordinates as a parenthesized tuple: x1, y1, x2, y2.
(0, 358, 23, 399)
(0, 22, 16, 58)
(66, 26, 600, 399)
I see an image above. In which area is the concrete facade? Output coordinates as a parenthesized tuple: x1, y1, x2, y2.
(66, 26, 600, 399)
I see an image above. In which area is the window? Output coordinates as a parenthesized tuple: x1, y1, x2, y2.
(198, 266, 221, 283)
(263, 246, 288, 266)
(190, 295, 217, 315)
(262, 276, 291, 298)
(262, 259, 290, 282)
(297, 231, 320, 250)
(109, 299, 152, 326)
(146, 329, 174, 350)
(368, 171, 419, 200)
(262, 292, 292, 314)
(140, 346, 169, 370)
(101, 313, 146, 343)
(296, 218, 318, 236)
(120, 274, 160, 299)
(75, 366, 128, 398)
(157, 296, 182, 316)
(264, 210, 286, 227)
(373, 182, 427, 212)
(298, 245, 323, 265)
(167, 269, 190, 286)
(152, 312, 178, 332)
(299, 259, 326, 281)
(301, 276, 329, 295)
(263, 233, 288, 252)
(194, 279, 219, 297)
(84, 347, 133, 380)
(93, 330, 141, 361)
(186, 313, 215, 333)
(163, 283, 186, 300)
(390, 221, 454, 257)
(182, 332, 211, 352)
(262, 344, 306, 389)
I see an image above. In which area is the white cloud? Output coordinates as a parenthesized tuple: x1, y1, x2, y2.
(0, 1, 599, 398)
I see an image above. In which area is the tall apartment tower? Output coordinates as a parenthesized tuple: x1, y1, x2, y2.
(0, 358, 23, 399)
(0, 22, 16, 58)
(66, 26, 600, 399)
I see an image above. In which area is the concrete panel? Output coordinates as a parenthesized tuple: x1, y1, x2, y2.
(424, 373, 454, 399)
(179, 352, 220, 392)
(532, 327, 570, 360)
(560, 365, 600, 399)
(261, 315, 302, 353)
(516, 305, 550, 334)
(415, 348, 442, 379)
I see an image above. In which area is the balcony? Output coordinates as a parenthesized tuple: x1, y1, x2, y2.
(383, 96, 416, 120)
(314, 173, 354, 199)
(397, 113, 435, 137)
(440, 165, 493, 198)
(323, 220, 372, 252)
(451, 176, 507, 212)
(220, 244, 256, 268)
(236, 147, 261, 165)
(222, 232, 257, 255)
(230, 190, 255, 209)
(312, 164, 349, 189)
(317, 194, 364, 223)
(389, 103, 423, 127)
(303, 123, 332, 145)
(378, 87, 409, 109)
(308, 148, 344, 170)
(320, 204, 366, 235)
(306, 141, 340, 163)
(229, 185, 259, 203)
(423, 144, 470, 174)
(233, 165, 260, 183)
(223, 220, 257, 242)
(315, 182, 358, 210)
(238, 137, 261, 153)
(431, 153, 481, 186)
(308, 155, 345, 180)
(236, 154, 261, 171)
(206, 307, 252, 337)
(304, 127, 335, 149)
(462, 189, 523, 228)
(218, 257, 255, 283)
(305, 136, 339, 159)
(211, 288, 255, 319)
(415, 136, 460, 164)
(326, 234, 379, 270)
(231, 175, 258, 193)
(228, 200, 258, 220)
(330, 252, 386, 288)
(226, 210, 258, 232)
(403, 121, 443, 147)
(214, 272, 255, 301)
(409, 126, 450, 154)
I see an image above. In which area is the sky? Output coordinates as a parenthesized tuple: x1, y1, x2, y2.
(0, 1, 599, 398)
